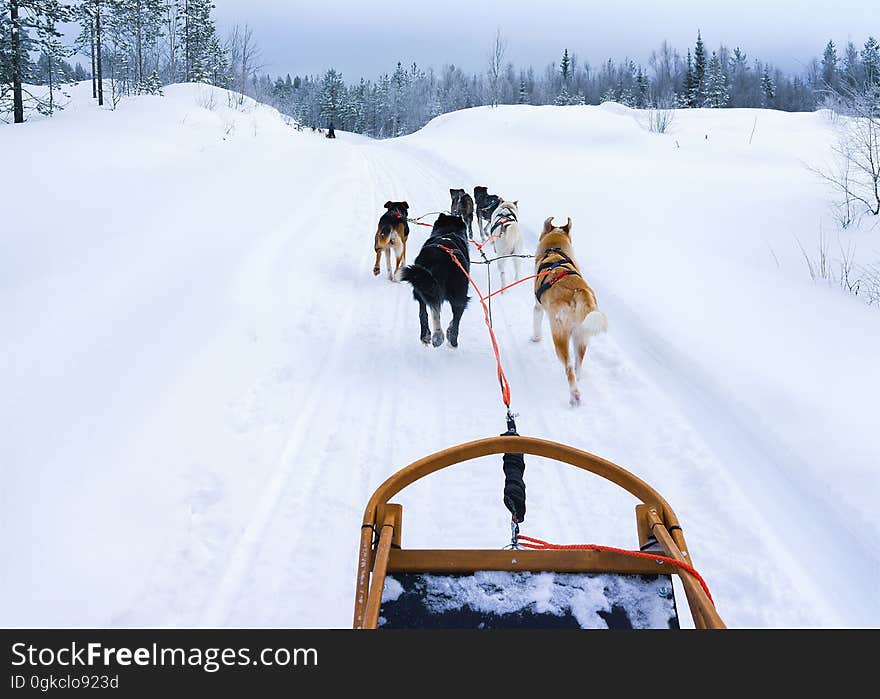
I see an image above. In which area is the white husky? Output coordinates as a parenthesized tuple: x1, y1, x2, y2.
(488, 200, 524, 289)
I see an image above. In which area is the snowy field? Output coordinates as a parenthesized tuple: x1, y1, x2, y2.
(2, 82, 878, 628)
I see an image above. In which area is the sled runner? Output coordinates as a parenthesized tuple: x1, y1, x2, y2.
(352, 436, 725, 629)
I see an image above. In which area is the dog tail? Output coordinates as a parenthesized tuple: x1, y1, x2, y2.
(583, 310, 608, 337)
(570, 288, 607, 337)
(400, 263, 442, 307)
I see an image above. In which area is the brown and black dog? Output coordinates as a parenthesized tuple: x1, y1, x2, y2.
(373, 201, 409, 281)
(532, 216, 608, 406)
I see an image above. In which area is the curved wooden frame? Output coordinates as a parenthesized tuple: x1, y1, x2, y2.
(353, 436, 725, 629)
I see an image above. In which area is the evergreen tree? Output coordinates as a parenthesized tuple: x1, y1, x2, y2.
(760, 67, 775, 107)
(842, 40, 861, 88)
(72, 61, 88, 81)
(560, 48, 570, 82)
(705, 51, 729, 107)
(319, 67, 345, 128)
(179, 0, 220, 83)
(681, 48, 695, 106)
(862, 36, 880, 87)
(821, 40, 838, 89)
(3, 0, 71, 122)
(517, 79, 527, 104)
(693, 30, 706, 104)
(728, 47, 751, 107)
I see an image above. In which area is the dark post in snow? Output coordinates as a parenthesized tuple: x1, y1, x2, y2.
(90, 11, 97, 99)
(184, 0, 190, 82)
(95, 0, 103, 106)
(10, 0, 24, 123)
(135, 0, 143, 85)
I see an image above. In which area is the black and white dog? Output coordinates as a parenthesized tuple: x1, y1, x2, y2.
(400, 213, 470, 348)
(473, 185, 502, 240)
(449, 188, 475, 240)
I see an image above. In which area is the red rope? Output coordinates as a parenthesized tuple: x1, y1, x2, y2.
(437, 246, 568, 408)
(439, 245, 511, 406)
(515, 534, 715, 605)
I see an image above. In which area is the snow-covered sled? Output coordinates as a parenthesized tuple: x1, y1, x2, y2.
(352, 436, 725, 629)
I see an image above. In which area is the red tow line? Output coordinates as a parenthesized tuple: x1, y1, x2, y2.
(438, 246, 565, 408)
(516, 534, 715, 605)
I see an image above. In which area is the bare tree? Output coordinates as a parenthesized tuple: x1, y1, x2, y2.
(487, 27, 507, 107)
(645, 98, 676, 133)
(812, 83, 880, 223)
(226, 23, 262, 107)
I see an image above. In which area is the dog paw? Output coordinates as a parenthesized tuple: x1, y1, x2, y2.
(373, 267, 380, 276)
(569, 391, 581, 407)
(446, 326, 459, 348)
(432, 330, 445, 347)
(420, 331, 432, 345)
(531, 335, 541, 343)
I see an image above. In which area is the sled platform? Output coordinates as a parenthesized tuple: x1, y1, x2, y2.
(353, 437, 725, 629)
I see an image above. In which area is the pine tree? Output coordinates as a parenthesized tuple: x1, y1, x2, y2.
(821, 40, 838, 90)
(862, 36, 880, 87)
(842, 41, 861, 89)
(705, 51, 729, 108)
(560, 48, 570, 82)
(728, 47, 750, 107)
(760, 68, 775, 107)
(517, 79, 527, 104)
(114, 0, 165, 88)
(319, 67, 345, 129)
(681, 49, 695, 107)
(3, 0, 71, 122)
(178, 0, 221, 84)
(693, 30, 706, 104)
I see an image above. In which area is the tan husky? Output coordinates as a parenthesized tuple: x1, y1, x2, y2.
(532, 216, 608, 406)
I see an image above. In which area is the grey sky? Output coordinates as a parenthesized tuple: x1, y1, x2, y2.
(210, 0, 878, 80)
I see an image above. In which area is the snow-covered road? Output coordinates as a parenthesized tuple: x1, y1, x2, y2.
(2, 84, 877, 628)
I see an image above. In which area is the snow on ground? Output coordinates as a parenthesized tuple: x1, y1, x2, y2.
(1, 83, 877, 628)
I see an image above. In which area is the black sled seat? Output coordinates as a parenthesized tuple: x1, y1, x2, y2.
(352, 437, 725, 630)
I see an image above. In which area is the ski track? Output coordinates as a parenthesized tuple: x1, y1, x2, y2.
(115, 129, 859, 629)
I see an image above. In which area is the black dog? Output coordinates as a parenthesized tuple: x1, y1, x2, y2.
(473, 185, 502, 239)
(400, 213, 470, 348)
(449, 188, 475, 240)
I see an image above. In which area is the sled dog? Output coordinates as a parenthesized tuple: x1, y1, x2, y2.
(400, 213, 470, 348)
(473, 185, 502, 239)
(449, 188, 475, 240)
(487, 200, 524, 289)
(532, 216, 608, 406)
(373, 201, 409, 281)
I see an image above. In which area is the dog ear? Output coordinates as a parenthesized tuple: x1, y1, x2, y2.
(543, 216, 555, 234)
(401, 201, 409, 209)
(449, 189, 457, 198)
(384, 201, 393, 209)
(514, 200, 518, 207)
(562, 217, 572, 235)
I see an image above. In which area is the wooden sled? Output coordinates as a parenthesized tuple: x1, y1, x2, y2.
(353, 436, 725, 629)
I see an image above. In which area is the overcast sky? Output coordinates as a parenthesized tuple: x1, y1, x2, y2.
(209, 0, 877, 80)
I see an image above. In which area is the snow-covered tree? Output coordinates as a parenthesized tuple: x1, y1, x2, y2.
(821, 40, 838, 90)
(2, 0, 71, 122)
(705, 51, 729, 107)
(761, 67, 775, 107)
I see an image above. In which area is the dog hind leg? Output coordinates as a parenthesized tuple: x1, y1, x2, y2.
(384, 248, 393, 280)
(395, 242, 406, 281)
(418, 300, 431, 345)
(430, 305, 445, 347)
(552, 327, 580, 406)
(373, 247, 382, 276)
(447, 302, 466, 348)
(572, 325, 588, 379)
(532, 302, 544, 342)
